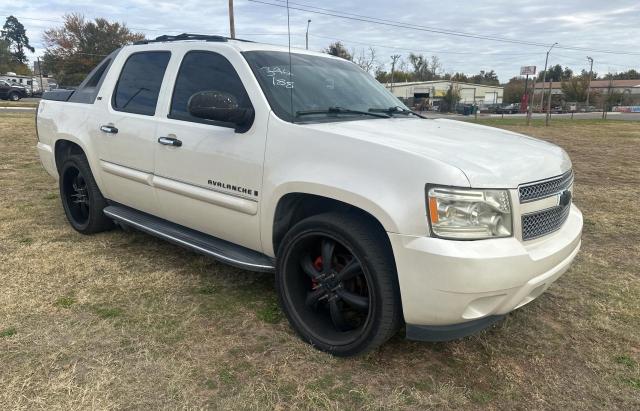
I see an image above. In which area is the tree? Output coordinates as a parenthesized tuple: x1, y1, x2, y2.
(0, 39, 12, 73)
(609, 69, 640, 80)
(323, 41, 353, 61)
(538, 64, 570, 82)
(354, 47, 377, 74)
(0, 37, 31, 74)
(407, 53, 441, 81)
(580, 69, 598, 80)
(562, 66, 573, 79)
(503, 77, 526, 104)
(1, 16, 34, 65)
(42, 14, 145, 86)
(561, 75, 593, 102)
(440, 84, 460, 112)
(469, 70, 499, 85)
(449, 72, 469, 82)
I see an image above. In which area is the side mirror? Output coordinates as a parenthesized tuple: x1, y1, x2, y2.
(187, 90, 254, 132)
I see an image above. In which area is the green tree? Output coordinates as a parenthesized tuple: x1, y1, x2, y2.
(1, 16, 34, 65)
(609, 69, 640, 80)
(470, 70, 499, 85)
(561, 75, 593, 102)
(0, 37, 31, 74)
(323, 41, 353, 61)
(562, 66, 573, 79)
(440, 85, 460, 112)
(503, 77, 526, 104)
(538, 64, 565, 82)
(0, 39, 12, 73)
(580, 69, 598, 80)
(42, 14, 145, 86)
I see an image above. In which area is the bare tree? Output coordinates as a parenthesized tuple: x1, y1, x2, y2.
(354, 47, 377, 74)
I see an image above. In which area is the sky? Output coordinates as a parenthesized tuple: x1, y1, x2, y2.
(4, 0, 640, 82)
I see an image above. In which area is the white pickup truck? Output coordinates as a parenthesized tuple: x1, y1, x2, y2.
(36, 34, 582, 356)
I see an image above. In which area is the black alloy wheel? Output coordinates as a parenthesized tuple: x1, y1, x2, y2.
(276, 213, 402, 356)
(59, 154, 113, 234)
(62, 165, 91, 227)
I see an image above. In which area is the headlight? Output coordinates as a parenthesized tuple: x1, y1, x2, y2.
(427, 186, 512, 240)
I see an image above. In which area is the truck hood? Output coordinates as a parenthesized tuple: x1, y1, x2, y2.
(303, 118, 571, 188)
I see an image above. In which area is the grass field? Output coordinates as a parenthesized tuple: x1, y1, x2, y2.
(0, 100, 39, 108)
(1, 113, 639, 409)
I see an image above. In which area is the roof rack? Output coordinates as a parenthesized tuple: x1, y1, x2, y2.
(134, 33, 254, 45)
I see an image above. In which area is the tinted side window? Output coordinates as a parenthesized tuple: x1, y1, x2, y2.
(113, 51, 171, 116)
(170, 51, 252, 124)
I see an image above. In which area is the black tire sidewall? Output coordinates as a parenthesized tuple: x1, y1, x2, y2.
(59, 155, 112, 234)
(276, 213, 401, 356)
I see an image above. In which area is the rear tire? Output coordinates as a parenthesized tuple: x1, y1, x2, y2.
(276, 212, 402, 356)
(59, 154, 113, 234)
(9, 92, 20, 101)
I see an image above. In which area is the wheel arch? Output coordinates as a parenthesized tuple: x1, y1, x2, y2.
(54, 139, 87, 174)
(269, 188, 396, 257)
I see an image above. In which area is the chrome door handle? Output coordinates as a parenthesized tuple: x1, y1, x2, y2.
(158, 136, 182, 147)
(100, 125, 118, 134)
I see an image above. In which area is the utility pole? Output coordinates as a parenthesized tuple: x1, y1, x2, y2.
(527, 76, 536, 126)
(539, 42, 558, 112)
(586, 56, 593, 109)
(545, 80, 552, 126)
(305, 19, 311, 50)
(37, 56, 44, 94)
(473, 88, 478, 120)
(228, 0, 236, 39)
(390, 54, 400, 92)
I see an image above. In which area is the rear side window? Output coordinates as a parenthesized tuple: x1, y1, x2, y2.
(113, 51, 171, 116)
(170, 51, 252, 125)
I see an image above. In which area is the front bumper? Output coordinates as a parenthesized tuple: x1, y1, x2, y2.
(389, 204, 582, 339)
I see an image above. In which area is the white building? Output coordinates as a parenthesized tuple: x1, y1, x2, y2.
(384, 80, 504, 108)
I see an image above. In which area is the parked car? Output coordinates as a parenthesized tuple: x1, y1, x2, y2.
(0, 80, 28, 101)
(483, 103, 502, 114)
(36, 34, 582, 356)
(542, 105, 564, 114)
(496, 103, 520, 114)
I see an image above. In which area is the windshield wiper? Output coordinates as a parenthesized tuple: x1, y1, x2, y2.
(296, 106, 390, 119)
(369, 106, 427, 119)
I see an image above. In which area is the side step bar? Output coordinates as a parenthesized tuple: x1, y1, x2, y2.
(103, 204, 275, 272)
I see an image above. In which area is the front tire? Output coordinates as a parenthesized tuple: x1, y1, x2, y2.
(59, 154, 113, 234)
(276, 213, 402, 356)
(9, 92, 20, 101)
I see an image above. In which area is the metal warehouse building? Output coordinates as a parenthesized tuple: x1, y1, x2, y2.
(384, 80, 504, 108)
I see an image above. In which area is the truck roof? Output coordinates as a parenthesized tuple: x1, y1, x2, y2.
(127, 33, 337, 60)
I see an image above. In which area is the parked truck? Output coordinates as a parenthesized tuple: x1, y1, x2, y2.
(36, 34, 582, 356)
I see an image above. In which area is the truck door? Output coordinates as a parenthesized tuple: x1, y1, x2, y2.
(153, 50, 267, 251)
(96, 50, 171, 216)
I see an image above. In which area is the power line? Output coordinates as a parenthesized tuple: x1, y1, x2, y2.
(248, 0, 640, 56)
(308, 34, 544, 56)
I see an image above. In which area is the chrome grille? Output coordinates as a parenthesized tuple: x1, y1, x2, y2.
(522, 204, 571, 240)
(519, 170, 573, 203)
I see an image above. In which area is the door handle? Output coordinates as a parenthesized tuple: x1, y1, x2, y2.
(100, 125, 118, 134)
(158, 136, 182, 147)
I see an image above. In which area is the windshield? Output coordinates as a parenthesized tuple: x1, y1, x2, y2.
(243, 51, 408, 122)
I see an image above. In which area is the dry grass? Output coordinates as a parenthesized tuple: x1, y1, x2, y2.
(0, 100, 39, 108)
(1, 113, 639, 409)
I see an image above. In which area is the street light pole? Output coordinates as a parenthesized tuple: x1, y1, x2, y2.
(305, 19, 311, 50)
(539, 42, 558, 112)
(586, 56, 594, 109)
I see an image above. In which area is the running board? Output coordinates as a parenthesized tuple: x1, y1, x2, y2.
(103, 205, 275, 272)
